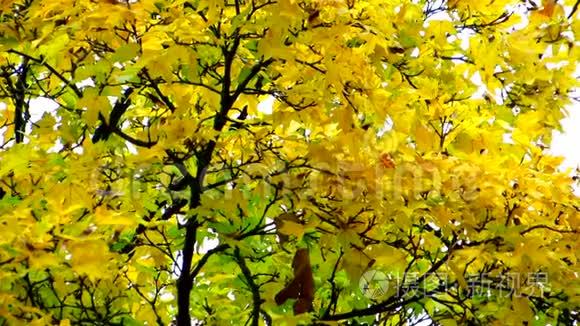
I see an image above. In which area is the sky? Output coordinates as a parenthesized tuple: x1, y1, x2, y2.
(551, 98, 580, 172)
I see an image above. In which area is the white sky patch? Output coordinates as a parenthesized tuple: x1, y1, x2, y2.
(410, 47, 420, 58)
(551, 101, 580, 196)
(72, 146, 83, 154)
(197, 234, 219, 254)
(48, 140, 64, 153)
(493, 88, 505, 105)
(549, 64, 580, 184)
(159, 290, 175, 303)
(257, 95, 275, 115)
(108, 96, 119, 107)
(28, 97, 59, 122)
(551, 104, 580, 171)
(377, 116, 394, 137)
(458, 30, 472, 51)
(469, 71, 488, 99)
(126, 142, 138, 154)
(546, 60, 570, 70)
(510, 3, 531, 31)
(24, 98, 60, 144)
(75, 78, 94, 89)
(503, 132, 514, 144)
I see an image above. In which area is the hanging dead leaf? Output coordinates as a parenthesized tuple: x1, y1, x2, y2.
(539, 0, 556, 17)
(379, 153, 396, 169)
(275, 248, 315, 314)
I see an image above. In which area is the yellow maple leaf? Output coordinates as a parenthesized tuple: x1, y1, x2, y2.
(68, 240, 113, 281)
(279, 220, 306, 239)
(59, 319, 71, 326)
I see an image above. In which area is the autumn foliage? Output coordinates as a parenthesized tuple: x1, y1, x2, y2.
(0, 0, 580, 325)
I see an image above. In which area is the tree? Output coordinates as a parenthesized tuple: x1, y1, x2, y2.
(0, 0, 579, 324)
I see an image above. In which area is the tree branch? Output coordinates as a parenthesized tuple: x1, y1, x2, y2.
(92, 88, 134, 143)
(7, 49, 82, 97)
(234, 247, 264, 326)
(569, 0, 580, 19)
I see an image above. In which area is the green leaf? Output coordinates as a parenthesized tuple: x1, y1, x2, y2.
(0, 36, 19, 50)
(237, 66, 253, 85)
(113, 43, 140, 62)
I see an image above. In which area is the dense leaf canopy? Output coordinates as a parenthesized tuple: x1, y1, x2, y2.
(0, 0, 579, 325)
